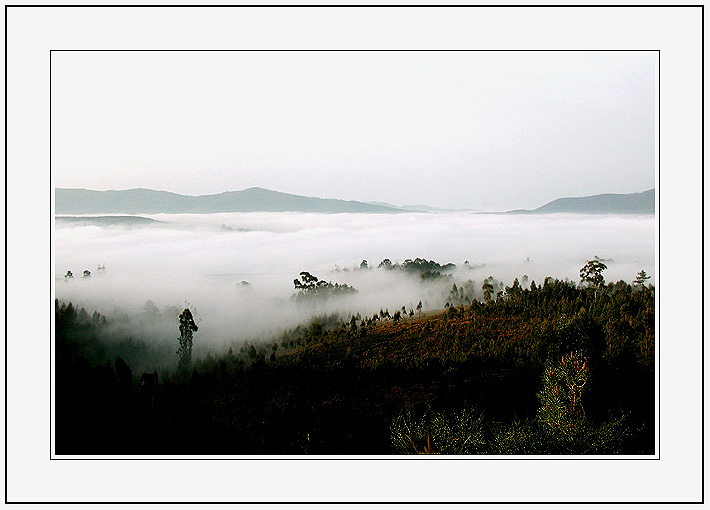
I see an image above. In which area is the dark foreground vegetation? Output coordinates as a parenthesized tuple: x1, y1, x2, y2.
(55, 266, 654, 455)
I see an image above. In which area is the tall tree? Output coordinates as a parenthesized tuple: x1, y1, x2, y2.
(177, 308, 198, 374)
(579, 257, 607, 291)
(482, 282, 494, 303)
(633, 270, 651, 287)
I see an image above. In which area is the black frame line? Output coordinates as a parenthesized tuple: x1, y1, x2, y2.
(2, 2, 696, 505)
(700, 6, 704, 505)
(3, 4, 7, 506)
(3, 3, 707, 7)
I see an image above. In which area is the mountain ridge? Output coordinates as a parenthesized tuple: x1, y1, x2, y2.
(55, 187, 407, 215)
(55, 187, 656, 215)
(504, 189, 655, 215)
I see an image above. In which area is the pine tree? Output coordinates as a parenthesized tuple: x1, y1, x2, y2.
(633, 269, 651, 287)
(537, 350, 589, 440)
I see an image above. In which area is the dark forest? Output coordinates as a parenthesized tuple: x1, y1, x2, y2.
(55, 260, 654, 455)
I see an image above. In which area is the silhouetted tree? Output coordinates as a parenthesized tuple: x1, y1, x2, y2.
(177, 308, 198, 374)
(580, 257, 607, 295)
(482, 282, 494, 303)
(378, 259, 393, 269)
(292, 271, 357, 300)
(634, 270, 651, 288)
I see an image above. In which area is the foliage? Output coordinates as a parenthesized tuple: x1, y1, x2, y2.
(177, 308, 198, 374)
(391, 405, 486, 454)
(537, 350, 589, 438)
(292, 271, 358, 301)
(580, 257, 607, 289)
(487, 419, 542, 454)
(376, 257, 456, 280)
(54, 269, 654, 455)
(634, 270, 651, 287)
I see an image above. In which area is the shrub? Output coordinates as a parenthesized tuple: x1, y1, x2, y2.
(391, 405, 485, 454)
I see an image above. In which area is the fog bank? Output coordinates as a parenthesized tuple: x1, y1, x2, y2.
(54, 212, 655, 350)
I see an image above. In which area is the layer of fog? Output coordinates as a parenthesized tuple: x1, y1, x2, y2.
(54, 212, 655, 356)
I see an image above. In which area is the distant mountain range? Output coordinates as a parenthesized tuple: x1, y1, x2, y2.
(55, 187, 656, 216)
(55, 187, 406, 215)
(368, 201, 473, 213)
(55, 215, 161, 226)
(505, 189, 655, 215)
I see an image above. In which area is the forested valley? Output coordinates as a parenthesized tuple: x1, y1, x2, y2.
(55, 259, 654, 455)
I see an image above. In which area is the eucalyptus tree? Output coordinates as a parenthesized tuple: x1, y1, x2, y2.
(580, 257, 607, 294)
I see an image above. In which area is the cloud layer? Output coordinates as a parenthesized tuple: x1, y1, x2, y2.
(54, 212, 655, 350)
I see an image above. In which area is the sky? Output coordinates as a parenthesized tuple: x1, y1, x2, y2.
(51, 51, 657, 211)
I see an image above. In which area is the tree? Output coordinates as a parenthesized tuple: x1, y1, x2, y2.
(537, 350, 589, 442)
(482, 281, 494, 303)
(82, 269, 91, 278)
(177, 308, 198, 374)
(580, 257, 607, 290)
(505, 278, 522, 302)
(294, 271, 319, 290)
(64, 271, 73, 279)
(378, 259, 393, 269)
(634, 270, 651, 287)
(292, 271, 357, 301)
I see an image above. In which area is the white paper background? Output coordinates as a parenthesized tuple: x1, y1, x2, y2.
(5, 2, 702, 505)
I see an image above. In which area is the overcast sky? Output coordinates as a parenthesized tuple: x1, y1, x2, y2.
(51, 51, 656, 211)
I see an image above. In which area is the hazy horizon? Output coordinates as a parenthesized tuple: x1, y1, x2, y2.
(51, 51, 657, 211)
(55, 211, 655, 354)
(54, 184, 656, 213)
(52, 50, 657, 351)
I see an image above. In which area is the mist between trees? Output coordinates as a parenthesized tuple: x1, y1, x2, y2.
(54, 251, 652, 363)
(54, 212, 655, 454)
(55, 212, 653, 353)
(55, 253, 654, 455)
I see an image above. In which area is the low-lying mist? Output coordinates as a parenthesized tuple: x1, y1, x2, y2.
(54, 211, 655, 356)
